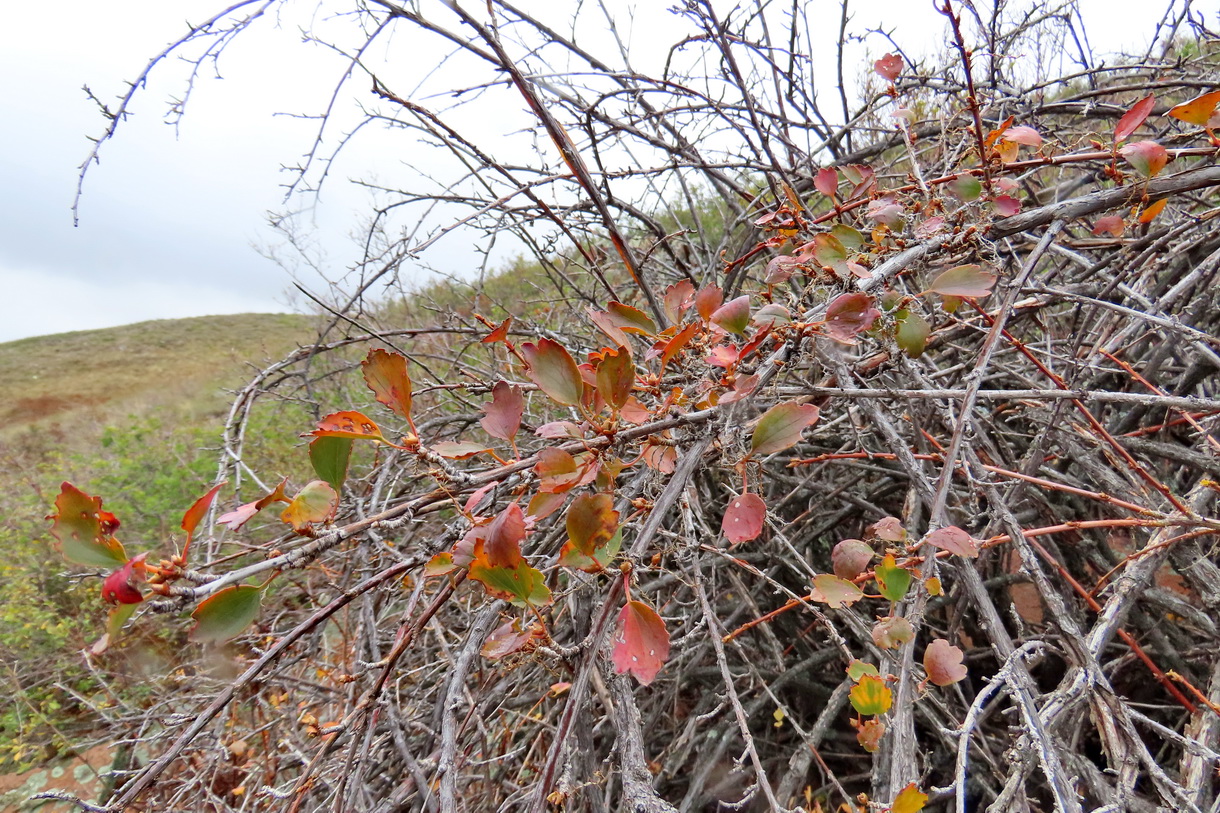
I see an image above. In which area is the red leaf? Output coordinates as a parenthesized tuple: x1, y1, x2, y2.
(481, 316, 512, 344)
(280, 480, 339, 533)
(874, 53, 902, 81)
(824, 293, 881, 343)
(815, 167, 838, 197)
(48, 482, 129, 568)
(362, 348, 414, 421)
(310, 410, 386, 442)
(695, 285, 724, 322)
(992, 195, 1021, 216)
(612, 600, 670, 685)
(751, 402, 820, 456)
(101, 553, 147, 605)
(868, 516, 906, 542)
(642, 440, 677, 473)
(926, 264, 997, 298)
(719, 373, 760, 405)
(181, 482, 225, 545)
(866, 197, 904, 228)
(482, 503, 526, 568)
(924, 525, 981, 558)
(588, 307, 631, 347)
(1119, 140, 1169, 177)
(522, 338, 584, 406)
(596, 346, 635, 409)
(832, 539, 873, 579)
(721, 492, 767, 543)
(1001, 125, 1042, 147)
(1115, 94, 1156, 143)
(480, 381, 524, 441)
(1092, 215, 1126, 237)
(662, 280, 696, 324)
(481, 619, 545, 659)
(711, 295, 751, 335)
(924, 638, 968, 686)
(217, 479, 289, 532)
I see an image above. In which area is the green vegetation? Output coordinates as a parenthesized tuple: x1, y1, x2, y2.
(0, 312, 313, 770)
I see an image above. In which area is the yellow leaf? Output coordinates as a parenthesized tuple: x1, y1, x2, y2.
(1167, 90, 1220, 126)
(891, 782, 928, 813)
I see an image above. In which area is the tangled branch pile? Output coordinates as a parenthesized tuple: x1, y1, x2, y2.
(44, 2, 1220, 811)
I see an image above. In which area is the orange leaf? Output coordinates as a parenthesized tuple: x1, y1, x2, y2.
(182, 481, 225, 545)
(850, 674, 893, 715)
(1166, 90, 1220, 126)
(362, 348, 413, 421)
(1119, 140, 1169, 177)
(310, 411, 386, 442)
(595, 346, 635, 409)
(660, 322, 700, 369)
(481, 316, 512, 344)
(1138, 197, 1169, 224)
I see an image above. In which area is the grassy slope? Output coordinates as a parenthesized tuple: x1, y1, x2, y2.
(0, 313, 313, 439)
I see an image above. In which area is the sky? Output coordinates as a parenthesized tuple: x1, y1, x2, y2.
(0, 0, 1188, 343)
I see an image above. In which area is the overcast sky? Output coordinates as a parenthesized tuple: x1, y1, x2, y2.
(0, 0, 1185, 344)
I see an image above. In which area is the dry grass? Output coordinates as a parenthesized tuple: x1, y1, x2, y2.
(0, 313, 314, 442)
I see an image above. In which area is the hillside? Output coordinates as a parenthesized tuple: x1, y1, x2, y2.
(0, 313, 314, 440)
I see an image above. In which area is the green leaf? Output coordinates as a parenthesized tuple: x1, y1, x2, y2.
(810, 574, 865, 608)
(950, 174, 982, 201)
(280, 480, 339, 533)
(925, 264, 997, 298)
(558, 528, 622, 572)
(468, 561, 553, 608)
(751, 402, 820, 456)
(522, 338, 584, 406)
(310, 436, 353, 493)
(895, 309, 931, 358)
(48, 482, 128, 568)
(595, 346, 635, 409)
(850, 674, 893, 715)
(812, 233, 848, 275)
(711, 295, 751, 335)
(191, 585, 262, 642)
(875, 554, 912, 602)
(847, 660, 880, 681)
(566, 493, 619, 556)
(831, 224, 864, 251)
(605, 301, 657, 335)
(106, 602, 139, 641)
